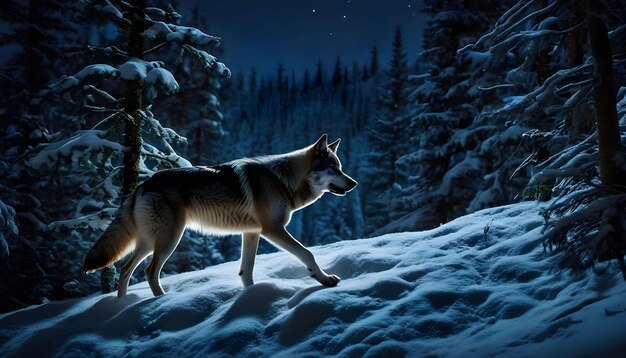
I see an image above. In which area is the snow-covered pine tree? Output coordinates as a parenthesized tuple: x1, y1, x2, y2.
(315, 60, 324, 87)
(154, 3, 226, 165)
(586, 5, 626, 275)
(0, 0, 94, 311)
(0, 0, 64, 252)
(380, 0, 516, 233)
(364, 27, 411, 234)
(370, 45, 379, 78)
(29, 0, 230, 292)
(332, 57, 343, 89)
(462, 0, 626, 275)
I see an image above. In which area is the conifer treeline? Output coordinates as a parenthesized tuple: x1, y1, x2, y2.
(2, 0, 624, 313)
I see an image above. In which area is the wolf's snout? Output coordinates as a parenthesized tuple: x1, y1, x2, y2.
(329, 175, 357, 195)
(345, 176, 357, 191)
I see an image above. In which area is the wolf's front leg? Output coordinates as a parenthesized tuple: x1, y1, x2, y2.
(239, 232, 260, 287)
(261, 226, 340, 287)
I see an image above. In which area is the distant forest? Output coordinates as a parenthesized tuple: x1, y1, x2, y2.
(1, 0, 625, 313)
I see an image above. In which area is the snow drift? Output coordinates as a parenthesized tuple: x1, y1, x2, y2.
(1, 202, 625, 357)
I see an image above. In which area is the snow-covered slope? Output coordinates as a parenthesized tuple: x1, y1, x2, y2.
(1, 202, 625, 357)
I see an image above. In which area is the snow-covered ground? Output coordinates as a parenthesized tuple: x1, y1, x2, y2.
(1, 202, 625, 357)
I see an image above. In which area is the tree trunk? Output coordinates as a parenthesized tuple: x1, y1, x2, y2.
(588, 14, 623, 187)
(121, 0, 146, 199)
(535, 0, 552, 85)
(587, 6, 626, 277)
(564, 2, 586, 135)
(25, 0, 46, 96)
(567, 3, 584, 68)
(102, 0, 146, 293)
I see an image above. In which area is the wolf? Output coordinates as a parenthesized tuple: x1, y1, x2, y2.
(83, 134, 357, 297)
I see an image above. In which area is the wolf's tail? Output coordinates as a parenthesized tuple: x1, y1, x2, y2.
(82, 192, 139, 274)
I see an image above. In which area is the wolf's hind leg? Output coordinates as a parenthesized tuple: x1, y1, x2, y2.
(118, 242, 152, 298)
(239, 232, 260, 287)
(261, 226, 340, 287)
(145, 216, 185, 296)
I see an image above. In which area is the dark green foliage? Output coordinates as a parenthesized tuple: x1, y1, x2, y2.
(363, 27, 411, 234)
(0, 0, 229, 311)
(464, 0, 626, 276)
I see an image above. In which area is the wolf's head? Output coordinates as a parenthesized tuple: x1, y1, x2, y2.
(308, 134, 358, 196)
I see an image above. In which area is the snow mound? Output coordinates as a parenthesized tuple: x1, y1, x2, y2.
(1, 202, 625, 357)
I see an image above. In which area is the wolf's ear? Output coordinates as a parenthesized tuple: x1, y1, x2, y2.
(312, 134, 328, 156)
(328, 138, 340, 152)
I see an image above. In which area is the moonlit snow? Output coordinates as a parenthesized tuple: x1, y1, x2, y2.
(1, 202, 625, 357)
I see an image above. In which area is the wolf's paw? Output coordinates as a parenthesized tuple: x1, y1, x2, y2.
(317, 273, 341, 287)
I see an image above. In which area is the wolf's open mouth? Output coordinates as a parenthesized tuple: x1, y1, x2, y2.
(328, 183, 347, 194)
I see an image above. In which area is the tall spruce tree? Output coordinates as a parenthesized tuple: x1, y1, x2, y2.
(382, 0, 513, 233)
(370, 45, 379, 77)
(28, 0, 230, 293)
(461, 0, 626, 275)
(0, 0, 89, 312)
(364, 27, 411, 234)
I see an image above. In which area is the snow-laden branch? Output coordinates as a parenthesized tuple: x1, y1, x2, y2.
(458, 0, 559, 55)
(140, 107, 191, 168)
(482, 62, 592, 121)
(51, 59, 180, 96)
(141, 144, 192, 168)
(145, 67, 179, 94)
(29, 130, 125, 169)
(182, 44, 231, 78)
(488, 21, 585, 57)
(51, 64, 118, 91)
(93, 0, 123, 19)
(0, 199, 17, 261)
(79, 167, 122, 206)
(545, 193, 626, 239)
(143, 21, 222, 49)
(48, 208, 118, 232)
(530, 132, 598, 182)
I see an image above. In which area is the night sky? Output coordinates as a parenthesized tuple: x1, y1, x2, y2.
(179, 0, 427, 78)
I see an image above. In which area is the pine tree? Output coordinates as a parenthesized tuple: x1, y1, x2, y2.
(302, 69, 311, 91)
(290, 70, 297, 95)
(332, 57, 342, 88)
(0, 0, 93, 312)
(583, 1, 625, 274)
(315, 60, 324, 87)
(277, 64, 285, 94)
(370, 45, 379, 77)
(385, 27, 409, 114)
(156, 3, 228, 166)
(364, 27, 411, 234)
(460, 0, 626, 275)
(382, 0, 514, 232)
(351, 62, 360, 83)
(248, 67, 257, 93)
(28, 0, 230, 294)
